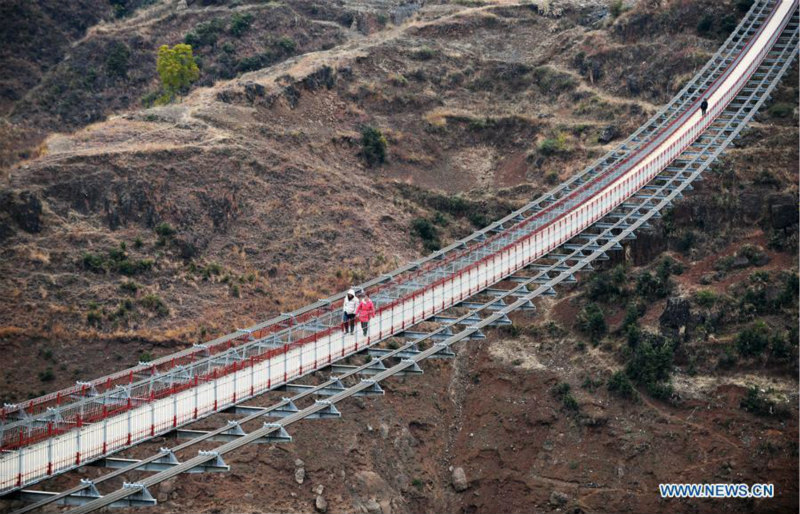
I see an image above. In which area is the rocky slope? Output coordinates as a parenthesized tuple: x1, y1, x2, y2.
(0, 0, 797, 513)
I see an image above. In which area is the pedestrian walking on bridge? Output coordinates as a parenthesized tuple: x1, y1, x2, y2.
(356, 294, 376, 337)
(700, 98, 708, 116)
(342, 289, 358, 334)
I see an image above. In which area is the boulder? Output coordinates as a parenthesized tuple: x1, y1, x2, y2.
(365, 498, 381, 514)
(315, 495, 328, 513)
(659, 297, 694, 341)
(1, 191, 43, 234)
(302, 66, 336, 91)
(739, 192, 764, 222)
(452, 467, 468, 492)
(549, 490, 569, 506)
(157, 478, 177, 502)
(244, 82, 266, 102)
(626, 75, 640, 95)
(730, 255, 749, 268)
(598, 125, 619, 144)
(769, 194, 798, 229)
(295, 467, 305, 485)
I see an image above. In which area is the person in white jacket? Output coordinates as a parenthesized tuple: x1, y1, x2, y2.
(342, 289, 359, 334)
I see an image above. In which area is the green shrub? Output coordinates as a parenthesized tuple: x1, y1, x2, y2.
(184, 18, 226, 47)
(236, 53, 272, 73)
(106, 41, 131, 78)
(109, 0, 130, 18)
(82, 252, 107, 272)
(155, 222, 176, 237)
(277, 36, 297, 53)
(718, 345, 738, 369)
(608, 371, 637, 400)
(736, 0, 755, 12)
(739, 244, 767, 266)
(538, 133, 567, 156)
(116, 258, 153, 276)
(139, 352, 153, 363)
(610, 0, 625, 18)
(82, 249, 153, 276)
(577, 303, 607, 344)
(111, 299, 134, 320)
(714, 255, 736, 272)
(533, 66, 577, 95)
(647, 382, 674, 401)
(767, 102, 795, 118)
(140, 294, 168, 317)
(769, 332, 793, 361)
(412, 46, 436, 60)
(622, 301, 645, 331)
(87, 310, 102, 327)
(468, 211, 489, 228)
(675, 230, 696, 253)
(500, 324, 521, 338)
(581, 376, 603, 391)
(657, 256, 684, 279)
(120, 280, 140, 294)
(360, 126, 387, 166)
(776, 273, 799, 308)
(740, 386, 790, 418)
(229, 12, 254, 36)
(635, 271, 672, 300)
(697, 14, 714, 34)
(586, 266, 626, 302)
(625, 335, 673, 399)
(411, 218, 440, 252)
(108, 247, 126, 262)
(626, 323, 642, 347)
(694, 290, 717, 308)
(141, 90, 161, 108)
(736, 321, 770, 357)
(551, 382, 579, 412)
(202, 262, 222, 279)
(38, 368, 55, 382)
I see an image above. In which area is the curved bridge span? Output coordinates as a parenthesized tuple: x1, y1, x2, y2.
(2, 0, 798, 511)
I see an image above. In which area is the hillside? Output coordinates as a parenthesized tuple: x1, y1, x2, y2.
(0, 0, 797, 513)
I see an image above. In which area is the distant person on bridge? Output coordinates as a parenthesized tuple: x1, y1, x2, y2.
(356, 294, 376, 337)
(342, 289, 358, 334)
(700, 98, 708, 116)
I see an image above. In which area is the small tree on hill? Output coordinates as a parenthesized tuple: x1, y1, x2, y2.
(106, 41, 131, 78)
(156, 44, 200, 101)
(360, 126, 387, 166)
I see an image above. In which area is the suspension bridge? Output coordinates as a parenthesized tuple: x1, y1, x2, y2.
(1, 0, 798, 511)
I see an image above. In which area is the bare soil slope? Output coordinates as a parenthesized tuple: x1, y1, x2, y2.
(0, 1, 797, 513)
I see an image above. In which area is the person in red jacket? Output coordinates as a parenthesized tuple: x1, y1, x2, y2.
(355, 294, 376, 337)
